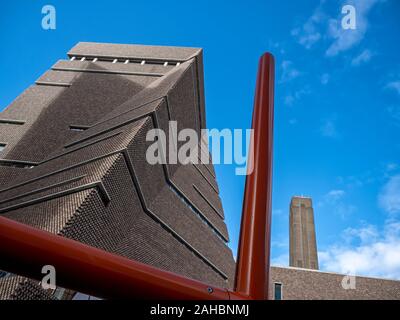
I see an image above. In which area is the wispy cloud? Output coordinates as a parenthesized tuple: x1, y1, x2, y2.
(325, 189, 345, 201)
(337, 175, 364, 189)
(319, 173, 400, 278)
(351, 49, 374, 66)
(292, 0, 383, 56)
(326, 0, 382, 57)
(291, 4, 325, 49)
(385, 81, 400, 95)
(267, 40, 286, 55)
(289, 118, 298, 125)
(284, 87, 311, 106)
(319, 221, 400, 279)
(342, 224, 379, 244)
(318, 189, 357, 219)
(320, 119, 338, 138)
(337, 166, 394, 190)
(279, 60, 301, 83)
(379, 175, 400, 215)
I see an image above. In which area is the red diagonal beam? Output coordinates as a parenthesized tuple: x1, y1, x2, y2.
(0, 216, 245, 300)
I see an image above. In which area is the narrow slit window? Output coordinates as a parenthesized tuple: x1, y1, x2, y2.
(0, 119, 25, 125)
(69, 125, 89, 132)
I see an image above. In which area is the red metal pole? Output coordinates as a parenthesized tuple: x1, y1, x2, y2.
(234, 53, 275, 300)
(0, 216, 246, 300)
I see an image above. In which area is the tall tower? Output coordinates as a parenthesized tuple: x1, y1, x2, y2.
(289, 196, 319, 270)
(0, 42, 235, 299)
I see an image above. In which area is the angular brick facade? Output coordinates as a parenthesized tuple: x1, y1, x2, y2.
(0, 42, 236, 299)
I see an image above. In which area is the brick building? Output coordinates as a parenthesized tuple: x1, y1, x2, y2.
(0, 42, 235, 299)
(1, 42, 399, 300)
(270, 266, 400, 300)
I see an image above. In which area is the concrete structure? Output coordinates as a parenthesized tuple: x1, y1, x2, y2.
(0, 42, 235, 299)
(270, 266, 400, 300)
(289, 196, 318, 270)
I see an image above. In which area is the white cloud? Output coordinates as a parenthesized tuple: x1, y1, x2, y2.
(385, 81, 400, 95)
(319, 221, 400, 279)
(351, 49, 374, 66)
(284, 88, 311, 106)
(342, 224, 379, 244)
(326, 0, 382, 57)
(379, 175, 400, 215)
(291, 4, 325, 49)
(292, 1, 382, 56)
(321, 73, 330, 85)
(326, 189, 345, 201)
(317, 170, 400, 280)
(268, 40, 286, 55)
(319, 189, 357, 219)
(280, 60, 301, 83)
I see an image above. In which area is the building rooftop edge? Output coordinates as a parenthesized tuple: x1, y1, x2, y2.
(67, 42, 203, 62)
(291, 195, 312, 199)
(271, 265, 400, 283)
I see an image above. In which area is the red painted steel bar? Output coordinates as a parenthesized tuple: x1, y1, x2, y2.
(0, 52, 274, 300)
(0, 216, 245, 300)
(234, 53, 275, 300)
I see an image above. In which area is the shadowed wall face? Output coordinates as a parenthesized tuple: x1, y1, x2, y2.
(289, 196, 318, 270)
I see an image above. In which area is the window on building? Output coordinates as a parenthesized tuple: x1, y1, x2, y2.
(0, 143, 6, 153)
(69, 125, 88, 132)
(274, 283, 282, 300)
(0, 119, 25, 125)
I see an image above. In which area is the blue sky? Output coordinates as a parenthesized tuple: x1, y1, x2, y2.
(1, 0, 400, 279)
